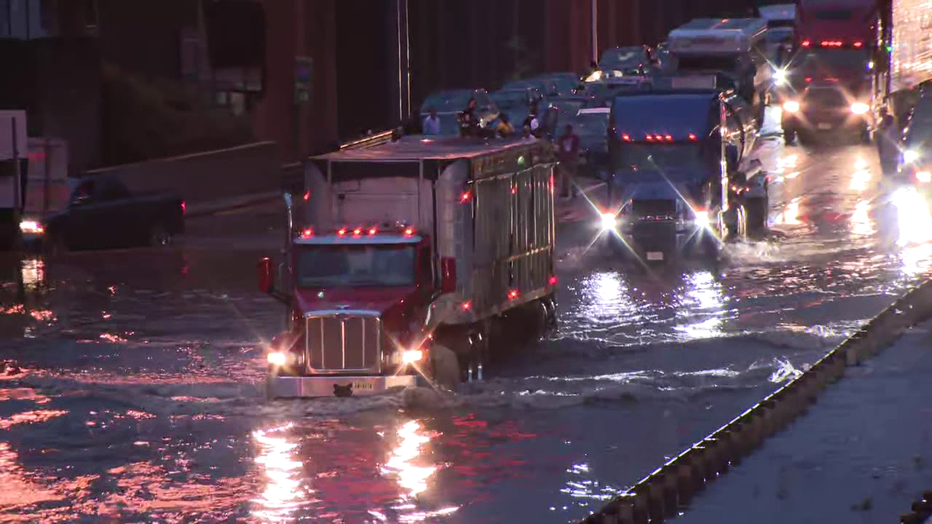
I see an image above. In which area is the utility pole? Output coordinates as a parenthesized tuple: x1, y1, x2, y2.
(394, 0, 411, 124)
(591, 0, 599, 63)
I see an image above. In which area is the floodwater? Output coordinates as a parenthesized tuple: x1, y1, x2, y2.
(2, 111, 932, 523)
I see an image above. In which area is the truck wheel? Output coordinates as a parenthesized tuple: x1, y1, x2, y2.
(148, 223, 172, 247)
(725, 205, 747, 241)
(783, 126, 796, 145)
(745, 197, 769, 233)
(461, 332, 488, 383)
(430, 343, 461, 391)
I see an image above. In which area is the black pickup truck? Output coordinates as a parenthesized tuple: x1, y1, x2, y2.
(22, 175, 184, 253)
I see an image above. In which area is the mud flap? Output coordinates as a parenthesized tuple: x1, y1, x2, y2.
(431, 343, 461, 391)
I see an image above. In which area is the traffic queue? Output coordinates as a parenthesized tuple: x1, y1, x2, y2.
(260, 12, 793, 398)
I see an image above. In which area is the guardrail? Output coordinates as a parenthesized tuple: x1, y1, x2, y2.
(579, 279, 932, 524)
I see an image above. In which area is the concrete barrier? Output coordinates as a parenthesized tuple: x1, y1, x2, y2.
(578, 279, 932, 524)
(82, 141, 282, 204)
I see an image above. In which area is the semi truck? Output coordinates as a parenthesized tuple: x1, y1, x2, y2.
(260, 136, 557, 398)
(602, 76, 765, 262)
(780, 0, 932, 144)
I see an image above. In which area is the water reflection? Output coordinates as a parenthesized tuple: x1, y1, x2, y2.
(253, 423, 312, 522)
(850, 200, 874, 237)
(674, 271, 725, 340)
(20, 257, 46, 291)
(578, 271, 639, 326)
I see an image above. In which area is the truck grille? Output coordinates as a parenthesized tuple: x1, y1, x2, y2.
(804, 88, 847, 109)
(305, 313, 382, 373)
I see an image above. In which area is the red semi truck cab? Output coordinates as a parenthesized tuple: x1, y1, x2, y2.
(260, 136, 557, 398)
(780, 0, 885, 142)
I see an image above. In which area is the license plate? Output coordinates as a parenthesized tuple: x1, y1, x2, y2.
(351, 381, 375, 391)
(817, 122, 832, 130)
(646, 251, 664, 261)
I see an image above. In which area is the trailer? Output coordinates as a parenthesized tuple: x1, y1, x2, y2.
(259, 136, 557, 397)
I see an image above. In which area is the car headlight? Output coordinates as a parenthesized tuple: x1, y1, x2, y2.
(916, 171, 931, 184)
(782, 100, 800, 113)
(850, 102, 869, 115)
(600, 212, 617, 231)
(904, 150, 920, 164)
(773, 68, 787, 85)
(19, 220, 44, 234)
(693, 210, 710, 229)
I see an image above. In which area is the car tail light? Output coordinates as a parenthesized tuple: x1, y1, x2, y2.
(622, 133, 631, 142)
(801, 40, 811, 47)
(688, 133, 697, 141)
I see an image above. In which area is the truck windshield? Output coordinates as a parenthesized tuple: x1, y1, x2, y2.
(296, 245, 416, 287)
(616, 143, 707, 172)
(575, 112, 610, 137)
(797, 48, 869, 74)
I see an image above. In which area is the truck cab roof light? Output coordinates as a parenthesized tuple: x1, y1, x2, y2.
(688, 133, 698, 141)
(353, 227, 362, 236)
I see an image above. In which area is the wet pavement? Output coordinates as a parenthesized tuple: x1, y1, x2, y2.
(2, 111, 932, 522)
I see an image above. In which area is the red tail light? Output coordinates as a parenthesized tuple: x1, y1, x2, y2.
(460, 191, 472, 203)
(300, 227, 313, 238)
(303, 190, 311, 201)
(337, 228, 347, 236)
(801, 40, 811, 47)
(688, 133, 697, 141)
(646, 134, 654, 141)
(622, 133, 631, 142)
(508, 289, 519, 300)
(404, 227, 415, 236)
(805, 77, 812, 83)
(664, 134, 673, 142)
(548, 275, 558, 286)
(181, 201, 186, 214)
(461, 301, 472, 311)
(853, 41, 863, 48)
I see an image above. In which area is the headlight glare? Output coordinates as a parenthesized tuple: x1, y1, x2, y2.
(694, 210, 710, 229)
(782, 100, 800, 113)
(904, 149, 920, 164)
(600, 212, 617, 231)
(267, 351, 288, 366)
(19, 220, 44, 234)
(850, 102, 869, 115)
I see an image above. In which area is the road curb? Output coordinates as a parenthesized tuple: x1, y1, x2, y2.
(578, 279, 932, 524)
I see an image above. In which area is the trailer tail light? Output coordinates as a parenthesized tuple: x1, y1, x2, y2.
(688, 133, 697, 141)
(508, 289, 519, 300)
(368, 227, 377, 235)
(548, 275, 558, 286)
(440, 257, 457, 293)
(664, 134, 673, 142)
(353, 227, 362, 236)
(646, 134, 654, 141)
(801, 40, 811, 47)
(303, 190, 311, 201)
(461, 301, 472, 311)
(300, 227, 314, 238)
(337, 228, 347, 236)
(853, 41, 863, 48)
(821, 40, 842, 47)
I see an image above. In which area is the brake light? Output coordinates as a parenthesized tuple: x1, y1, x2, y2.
(801, 40, 811, 47)
(821, 40, 843, 47)
(353, 227, 362, 236)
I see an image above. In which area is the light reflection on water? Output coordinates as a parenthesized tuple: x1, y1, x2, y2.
(577, 271, 639, 326)
(674, 271, 725, 340)
(252, 423, 312, 522)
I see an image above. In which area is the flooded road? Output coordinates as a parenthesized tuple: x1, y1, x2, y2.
(3, 119, 932, 522)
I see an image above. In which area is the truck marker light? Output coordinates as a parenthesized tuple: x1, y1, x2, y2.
(688, 133, 698, 141)
(353, 227, 362, 236)
(181, 201, 186, 214)
(801, 40, 811, 47)
(511, 185, 517, 195)
(460, 191, 472, 203)
(303, 190, 311, 201)
(645, 134, 654, 141)
(916, 171, 931, 184)
(508, 289, 519, 300)
(301, 228, 314, 238)
(267, 352, 287, 366)
(853, 41, 863, 48)
(549, 275, 558, 286)
(622, 133, 631, 142)
(368, 227, 378, 235)
(337, 228, 347, 236)
(664, 134, 673, 142)
(461, 301, 472, 311)
(404, 228, 415, 236)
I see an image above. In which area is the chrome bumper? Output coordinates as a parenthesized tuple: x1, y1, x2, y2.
(268, 374, 416, 398)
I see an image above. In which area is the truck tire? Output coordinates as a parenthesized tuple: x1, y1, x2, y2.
(745, 197, 768, 233)
(783, 126, 796, 145)
(430, 343, 461, 391)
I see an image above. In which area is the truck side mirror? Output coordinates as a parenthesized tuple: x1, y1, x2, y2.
(440, 257, 456, 293)
(258, 257, 274, 294)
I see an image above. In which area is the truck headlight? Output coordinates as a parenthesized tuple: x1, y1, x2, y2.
(267, 351, 288, 366)
(600, 212, 617, 231)
(904, 149, 920, 164)
(19, 220, 44, 234)
(402, 349, 424, 364)
(850, 102, 869, 115)
(916, 171, 931, 184)
(693, 210, 710, 229)
(782, 100, 800, 113)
